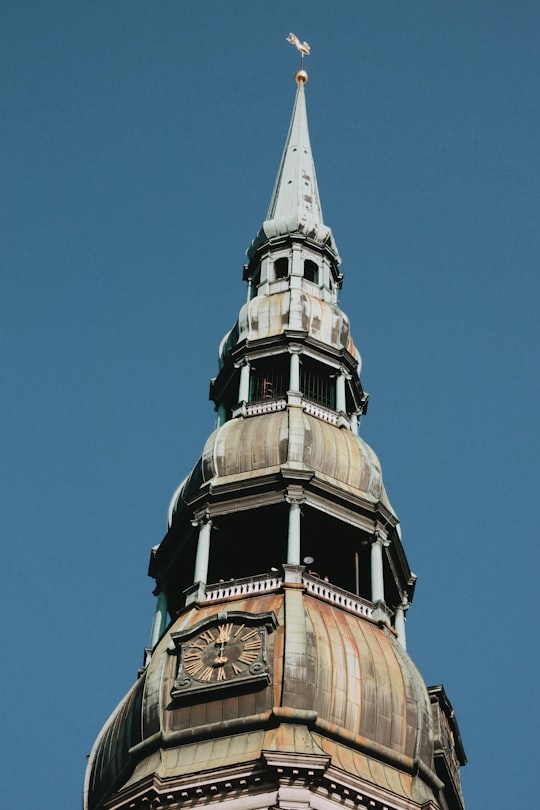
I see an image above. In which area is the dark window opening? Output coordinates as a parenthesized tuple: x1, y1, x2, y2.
(300, 507, 372, 599)
(218, 367, 240, 419)
(274, 257, 289, 280)
(250, 357, 288, 402)
(207, 505, 288, 584)
(303, 259, 319, 284)
(300, 358, 336, 410)
(162, 522, 199, 617)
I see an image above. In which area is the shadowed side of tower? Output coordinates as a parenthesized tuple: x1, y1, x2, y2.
(84, 66, 466, 810)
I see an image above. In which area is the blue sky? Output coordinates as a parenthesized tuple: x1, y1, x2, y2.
(2, 2, 539, 807)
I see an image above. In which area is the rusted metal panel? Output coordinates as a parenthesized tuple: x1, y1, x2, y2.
(88, 590, 437, 808)
(304, 596, 433, 768)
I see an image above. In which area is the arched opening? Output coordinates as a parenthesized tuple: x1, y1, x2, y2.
(274, 257, 289, 280)
(303, 259, 319, 284)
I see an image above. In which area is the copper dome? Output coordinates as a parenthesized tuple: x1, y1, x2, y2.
(170, 410, 393, 522)
(85, 589, 438, 810)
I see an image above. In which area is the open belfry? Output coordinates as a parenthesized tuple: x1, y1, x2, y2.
(84, 44, 466, 810)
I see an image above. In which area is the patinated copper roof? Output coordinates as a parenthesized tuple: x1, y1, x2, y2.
(85, 588, 437, 810)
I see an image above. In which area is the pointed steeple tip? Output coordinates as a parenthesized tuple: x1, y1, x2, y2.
(247, 66, 340, 264)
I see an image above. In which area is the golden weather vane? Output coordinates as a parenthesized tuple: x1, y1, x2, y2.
(286, 32, 310, 84)
(286, 32, 311, 67)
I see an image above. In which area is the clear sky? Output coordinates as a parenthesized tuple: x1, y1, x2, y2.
(2, 2, 539, 808)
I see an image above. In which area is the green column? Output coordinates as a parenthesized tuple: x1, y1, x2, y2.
(150, 589, 168, 648)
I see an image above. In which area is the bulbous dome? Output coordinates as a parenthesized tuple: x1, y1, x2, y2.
(205, 412, 382, 497)
(169, 410, 393, 522)
(218, 290, 361, 370)
(85, 590, 437, 810)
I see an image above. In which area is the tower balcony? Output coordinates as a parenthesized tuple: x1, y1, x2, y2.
(190, 569, 384, 624)
(243, 393, 340, 426)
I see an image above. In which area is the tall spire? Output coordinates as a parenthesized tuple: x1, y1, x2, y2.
(267, 75, 323, 224)
(249, 73, 339, 261)
(85, 51, 468, 810)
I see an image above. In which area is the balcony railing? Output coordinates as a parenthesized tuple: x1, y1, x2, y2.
(203, 571, 375, 620)
(302, 573, 374, 618)
(246, 398, 287, 416)
(301, 399, 339, 424)
(205, 572, 283, 601)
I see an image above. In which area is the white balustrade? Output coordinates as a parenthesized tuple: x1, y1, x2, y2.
(205, 573, 283, 601)
(203, 570, 375, 620)
(302, 400, 339, 424)
(246, 398, 287, 416)
(303, 574, 374, 618)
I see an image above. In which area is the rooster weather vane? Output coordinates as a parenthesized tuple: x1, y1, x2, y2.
(286, 32, 311, 72)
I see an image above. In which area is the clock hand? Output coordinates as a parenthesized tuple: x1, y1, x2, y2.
(213, 625, 230, 665)
(216, 626, 231, 643)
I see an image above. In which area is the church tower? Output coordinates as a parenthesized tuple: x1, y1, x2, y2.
(84, 63, 466, 810)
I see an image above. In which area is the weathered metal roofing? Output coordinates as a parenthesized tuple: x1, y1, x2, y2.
(218, 291, 360, 370)
(204, 411, 385, 501)
(85, 589, 437, 810)
(165, 410, 391, 522)
(248, 80, 339, 260)
(236, 290, 360, 362)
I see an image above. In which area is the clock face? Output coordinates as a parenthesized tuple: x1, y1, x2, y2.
(170, 610, 277, 699)
(183, 622, 263, 683)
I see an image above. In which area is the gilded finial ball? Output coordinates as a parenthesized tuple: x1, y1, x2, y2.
(295, 69, 308, 85)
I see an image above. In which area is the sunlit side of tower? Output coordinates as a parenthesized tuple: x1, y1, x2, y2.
(84, 66, 466, 810)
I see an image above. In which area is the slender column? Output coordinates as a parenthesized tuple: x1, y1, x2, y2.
(217, 404, 227, 427)
(394, 595, 409, 649)
(285, 495, 304, 565)
(370, 531, 387, 604)
(289, 348, 301, 392)
(193, 515, 212, 585)
(150, 589, 168, 648)
(336, 368, 347, 413)
(238, 359, 251, 403)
